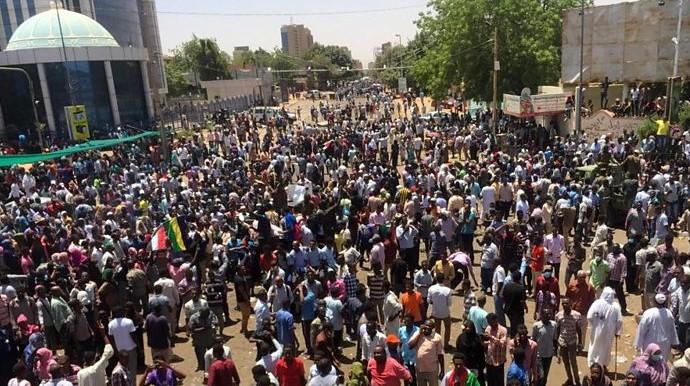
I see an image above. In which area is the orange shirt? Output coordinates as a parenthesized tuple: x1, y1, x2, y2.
(400, 291, 424, 322)
(530, 245, 545, 272)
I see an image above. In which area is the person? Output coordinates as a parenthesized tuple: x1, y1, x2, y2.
(484, 313, 508, 386)
(233, 265, 252, 334)
(587, 287, 623, 367)
(275, 344, 306, 386)
(275, 300, 296, 347)
(207, 343, 240, 386)
(108, 306, 138, 378)
(76, 321, 114, 386)
(401, 280, 424, 325)
(253, 364, 280, 386)
(144, 303, 172, 363)
(188, 306, 218, 372)
(581, 363, 612, 386)
(622, 370, 640, 386)
(565, 270, 596, 346)
(467, 293, 488, 338)
(399, 314, 419, 386)
(628, 343, 669, 386)
(140, 356, 187, 386)
(439, 352, 481, 386)
(506, 347, 528, 386)
(531, 309, 556, 386)
(382, 280, 403, 336)
(414, 261, 434, 317)
(408, 320, 445, 386)
(507, 324, 537, 386)
(367, 344, 412, 386)
(427, 273, 452, 347)
(8, 362, 30, 386)
(555, 298, 582, 386)
(111, 351, 135, 386)
(256, 336, 284, 375)
(607, 244, 629, 314)
(455, 320, 486, 386)
(589, 251, 611, 296)
(491, 260, 507, 326)
(360, 320, 387, 362)
(308, 358, 339, 386)
(41, 364, 74, 386)
(634, 293, 678, 360)
(667, 348, 690, 386)
(502, 270, 527, 337)
(671, 267, 690, 351)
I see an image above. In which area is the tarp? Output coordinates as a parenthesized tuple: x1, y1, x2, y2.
(0, 131, 159, 168)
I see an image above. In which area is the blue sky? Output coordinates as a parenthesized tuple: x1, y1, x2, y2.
(157, 0, 627, 64)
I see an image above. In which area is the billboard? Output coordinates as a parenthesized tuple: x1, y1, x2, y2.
(503, 89, 570, 117)
(64, 105, 90, 141)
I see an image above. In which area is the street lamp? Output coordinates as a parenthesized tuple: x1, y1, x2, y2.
(659, 0, 684, 120)
(0, 67, 44, 149)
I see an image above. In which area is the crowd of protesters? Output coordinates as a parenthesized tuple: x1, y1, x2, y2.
(1, 82, 690, 386)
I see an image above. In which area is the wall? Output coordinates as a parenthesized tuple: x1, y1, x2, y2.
(200, 76, 273, 105)
(562, 0, 690, 84)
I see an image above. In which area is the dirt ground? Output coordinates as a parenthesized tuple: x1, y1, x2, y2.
(142, 97, 681, 385)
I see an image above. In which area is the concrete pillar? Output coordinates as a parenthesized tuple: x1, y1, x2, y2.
(103, 61, 121, 126)
(140, 61, 155, 121)
(36, 63, 56, 135)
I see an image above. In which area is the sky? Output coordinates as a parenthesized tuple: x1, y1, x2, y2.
(157, 0, 627, 65)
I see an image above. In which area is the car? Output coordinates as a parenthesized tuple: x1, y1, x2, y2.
(250, 106, 284, 123)
(419, 111, 448, 124)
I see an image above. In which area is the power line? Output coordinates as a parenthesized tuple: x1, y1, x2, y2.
(156, 4, 426, 17)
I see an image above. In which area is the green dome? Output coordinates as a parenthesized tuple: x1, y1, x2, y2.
(6, 6, 119, 51)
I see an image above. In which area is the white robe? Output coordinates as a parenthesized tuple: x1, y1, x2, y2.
(587, 287, 623, 367)
(383, 291, 403, 336)
(634, 306, 679, 359)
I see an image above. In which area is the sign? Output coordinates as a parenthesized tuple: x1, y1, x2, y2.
(64, 105, 90, 141)
(581, 109, 642, 139)
(503, 89, 570, 118)
(397, 77, 407, 94)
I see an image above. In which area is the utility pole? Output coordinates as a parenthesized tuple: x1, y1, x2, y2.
(492, 26, 498, 134)
(576, 0, 584, 135)
(0, 67, 44, 149)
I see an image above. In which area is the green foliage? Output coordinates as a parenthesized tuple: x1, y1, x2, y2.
(372, 33, 429, 91)
(165, 35, 231, 97)
(413, 0, 588, 102)
(164, 58, 188, 98)
(679, 103, 690, 131)
(637, 116, 658, 139)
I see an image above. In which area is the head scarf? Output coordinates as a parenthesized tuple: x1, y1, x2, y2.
(630, 343, 668, 386)
(23, 332, 45, 365)
(601, 287, 616, 304)
(34, 347, 55, 380)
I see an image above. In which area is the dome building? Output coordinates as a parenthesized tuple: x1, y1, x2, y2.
(0, 1, 154, 140)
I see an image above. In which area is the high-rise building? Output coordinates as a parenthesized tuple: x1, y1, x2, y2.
(381, 42, 392, 55)
(280, 24, 313, 58)
(0, 0, 166, 109)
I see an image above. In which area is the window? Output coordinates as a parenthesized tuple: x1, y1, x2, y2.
(12, 0, 23, 25)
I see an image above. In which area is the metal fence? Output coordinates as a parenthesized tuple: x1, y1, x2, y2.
(160, 94, 255, 128)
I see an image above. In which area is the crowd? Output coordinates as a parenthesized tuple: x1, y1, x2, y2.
(0, 83, 690, 386)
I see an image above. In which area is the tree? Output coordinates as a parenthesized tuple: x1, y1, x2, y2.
(170, 35, 231, 82)
(372, 33, 428, 90)
(412, 0, 587, 102)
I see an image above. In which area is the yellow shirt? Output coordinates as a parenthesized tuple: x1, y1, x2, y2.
(656, 119, 670, 136)
(432, 260, 455, 282)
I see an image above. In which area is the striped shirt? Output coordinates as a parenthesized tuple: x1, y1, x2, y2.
(555, 310, 581, 346)
(368, 274, 385, 301)
(0, 295, 10, 326)
(606, 252, 627, 282)
(485, 325, 508, 366)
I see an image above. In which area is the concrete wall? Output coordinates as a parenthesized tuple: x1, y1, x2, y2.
(200, 76, 272, 105)
(562, 0, 690, 83)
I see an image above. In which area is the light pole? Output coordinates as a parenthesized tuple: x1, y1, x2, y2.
(0, 67, 44, 148)
(660, 0, 684, 120)
(575, 0, 585, 135)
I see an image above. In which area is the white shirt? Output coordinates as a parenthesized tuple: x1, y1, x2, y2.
(154, 277, 180, 307)
(108, 317, 137, 351)
(255, 338, 283, 375)
(77, 344, 114, 386)
(492, 265, 506, 295)
(427, 283, 452, 319)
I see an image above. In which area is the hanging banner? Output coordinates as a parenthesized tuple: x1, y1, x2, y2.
(64, 105, 90, 141)
(503, 89, 570, 118)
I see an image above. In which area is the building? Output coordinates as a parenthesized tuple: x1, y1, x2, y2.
(233, 45, 249, 59)
(280, 24, 313, 57)
(381, 42, 392, 55)
(353, 59, 363, 70)
(562, 0, 690, 84)
(0, 0, 167, 112)
(0, 3, 154, 139)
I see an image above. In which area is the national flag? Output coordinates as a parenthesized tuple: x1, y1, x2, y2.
(149, 217, 187, 252)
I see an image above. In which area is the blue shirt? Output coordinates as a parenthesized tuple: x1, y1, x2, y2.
(398, 325, 420, 365)
(506, 362, 527, 386)
(301, 291, 316, 321)
(275, 309, 294, 345)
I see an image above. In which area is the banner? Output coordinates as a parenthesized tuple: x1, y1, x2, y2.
(503, 89, 570, 117)
(398, 77, 407, 94)
(65, 105, 90, 141)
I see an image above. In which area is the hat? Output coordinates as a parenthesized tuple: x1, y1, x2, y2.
(655, 293, 667, 305)
(386, 334, 400, 344)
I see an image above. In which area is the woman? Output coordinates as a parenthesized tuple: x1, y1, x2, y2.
(455, 320, 486, 385)
(628, 343, 669, 386)
(623, 370, 641, 386)
(33, 347, 56, 381)
(582, 363, 613, 386)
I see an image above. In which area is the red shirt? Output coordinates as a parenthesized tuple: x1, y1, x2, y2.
(534, 275, 560, 302)
(207, 358, 240, 386)
(260, 252, 276, 272)
(367, 357, 411, 386)
(530, 245, 545, 272)
(275, 357, 306, 386)
(565, 280, 596, 315)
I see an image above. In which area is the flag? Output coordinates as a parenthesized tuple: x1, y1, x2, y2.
(149, 217, 187, 252)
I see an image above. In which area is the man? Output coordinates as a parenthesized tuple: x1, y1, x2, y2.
(672, 267, 690, 351)
(188, 306, 218, 372)
(555, 298, 582, 386)
(204, 269, 227, 335)
(479, 236, 498, 293)
(507, 324, 537, 385)
(399, 314, 420, 386)
(531, 309, 556, 386)
(588, 251, 610, 296)
(439, 352, 481, 386)
(368, 262, 386, 323)
(565, 270, 596, 346)
(401, 279, 424, 324)
(667, 348, 690, 386)
(414, 261, 433, 317)
(641, 250, 662, 312)
(635, 293, 678, 360)
(108, 306, 138, 377)
(484, 313, 507, 386)
(427, 273, 452, 347)
(183, 288, 208, 328)
(360, 320, 387, 362)
(145, 303, 172, 362)
(467, 294, 488, 340)
(275, 344, 306, 386)
(606, 244, 628, 314)
(586, 287, 623, 367)
(207, 343, 241, 386)
(491, 260, 506, 326)
(275, 300, 296, 347)
(502, 270, 527, 337)
(543, 229, 565, 280)
(382, 280, 403, 336)
(367, 344, 412, 386)
(256, 336, 284, 376)
(233, 265, 252, 334)
(77, 322, 113, 386)
(397, 220, 419, 275)
(50, 286, 73, 343)
(111, 351, 134, 386)
(154, 273, 180, 337)
(408, 320, 445, 386)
